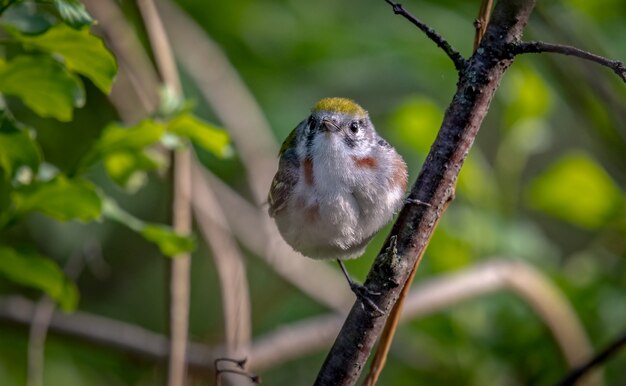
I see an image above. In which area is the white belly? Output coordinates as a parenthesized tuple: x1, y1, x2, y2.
(274, 177, 403, 260)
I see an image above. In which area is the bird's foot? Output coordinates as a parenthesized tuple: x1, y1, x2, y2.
(349, 282, 384, 317)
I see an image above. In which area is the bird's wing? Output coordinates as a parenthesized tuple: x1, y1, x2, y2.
(268, 148, 299, 217)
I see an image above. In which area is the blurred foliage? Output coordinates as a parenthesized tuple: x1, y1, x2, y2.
(0, 0, 235, 320)
(0, 0, 625, 385)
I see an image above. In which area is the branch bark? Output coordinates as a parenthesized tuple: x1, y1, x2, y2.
(315, 1, 537, 384)
(191, 160, 252, 357)
(384, 0, 466, 72)
(512, 41, 626, 83)
(0, 259, 596, 379)
(136, 1, 191, 386)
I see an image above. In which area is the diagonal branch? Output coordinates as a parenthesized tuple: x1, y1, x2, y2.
(513, 41, 626, 83)
(384, 0, 466, 72)
(315, 1, 537, 385)
(190, 160, 252, 358)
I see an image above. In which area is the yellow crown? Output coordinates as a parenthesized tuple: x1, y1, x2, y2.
(311, 97, 367, 117)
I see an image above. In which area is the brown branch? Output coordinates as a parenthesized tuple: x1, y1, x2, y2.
(157, 0, 278, 204)
(191, 160, 252, 357)
(384, 0, 466, 72)
(556, 331, 626, 386)
(0, 259, 596, 377)
(363, 200, 451, 386)
(315, 1, 537, 385)
(26, 246, 88, 386)
(513, 41, 626, 83)
(473, 0, 494, 50)
(84, 0, 160, 120)
(136, 1, 191, 386)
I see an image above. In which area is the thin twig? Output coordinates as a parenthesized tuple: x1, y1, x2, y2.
(473, 0, 494, 50)
(214, 357, 261, 386)
(1, 259, 596, 376)
(157, 0, 277, 204)
(26, 298, 56, 386)
(84, 0, 160, 121)
(26, 248, 87, 386)
(191, 160, 252, 357)
(384, 0, 466, 72)
(555, 331, 626, 386)
(513, 41, 626, 83)
(136, 2, 191, 386)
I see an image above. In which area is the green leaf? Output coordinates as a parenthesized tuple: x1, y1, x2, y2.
(140, 225, 196, 257)
(16, 24, 117, 93)
(167, 113, 232, 157)
(0, 246, 78, 311)
(0, 2, 55, 34)
(525, 152, 623, 228)
(53, 0, 92, 29)
(0, 55, 84, 121)
(102, 198, 195, 257)
(97, 120, 165, 154)
(78, 120, 166, 187)
(13, 175, 101, 221)
(103, 150, 163, 192)
(0, 116, 42, 180)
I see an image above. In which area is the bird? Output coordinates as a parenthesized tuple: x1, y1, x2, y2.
(268, 97, 408, 313)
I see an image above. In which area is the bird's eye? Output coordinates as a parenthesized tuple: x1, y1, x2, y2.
(307, 116, 316, 128)
(350, 121, 359, 133)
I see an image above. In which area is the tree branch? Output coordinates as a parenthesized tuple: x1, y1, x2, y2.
(315, 1, 537, 385)
(0, 259, 595, 378)
(136, 1, 191, 386)
(555, 330, 626, 386)
(513, 41, 626, 83)
(191, 160, 252, 358)
(384, 0, 466, 72)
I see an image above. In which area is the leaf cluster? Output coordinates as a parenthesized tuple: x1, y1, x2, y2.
(0, 0, 230, 312)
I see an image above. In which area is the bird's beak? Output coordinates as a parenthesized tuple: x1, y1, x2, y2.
(321, 118, 340, 133)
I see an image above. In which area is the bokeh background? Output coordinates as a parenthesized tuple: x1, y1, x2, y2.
(0, 0, 625, 385)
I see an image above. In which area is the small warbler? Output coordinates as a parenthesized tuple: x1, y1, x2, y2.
(268, 97, 408, 312)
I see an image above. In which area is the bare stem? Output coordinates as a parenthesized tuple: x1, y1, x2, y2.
(1, 259, 594, 377)
(136, 1, 191, 386)
(26, 249, 86, 386)
(191, 160, 252, 356)
(473, 0, 494, 50)
(513, 41, 626, 83)
(384, 0, 466, 72)
(26, 298, 55, 386)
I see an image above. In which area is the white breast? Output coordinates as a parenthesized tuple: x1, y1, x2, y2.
(273, 137, 403, 260)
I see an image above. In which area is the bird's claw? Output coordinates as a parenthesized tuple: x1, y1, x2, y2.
(349, 283, 384, 317)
